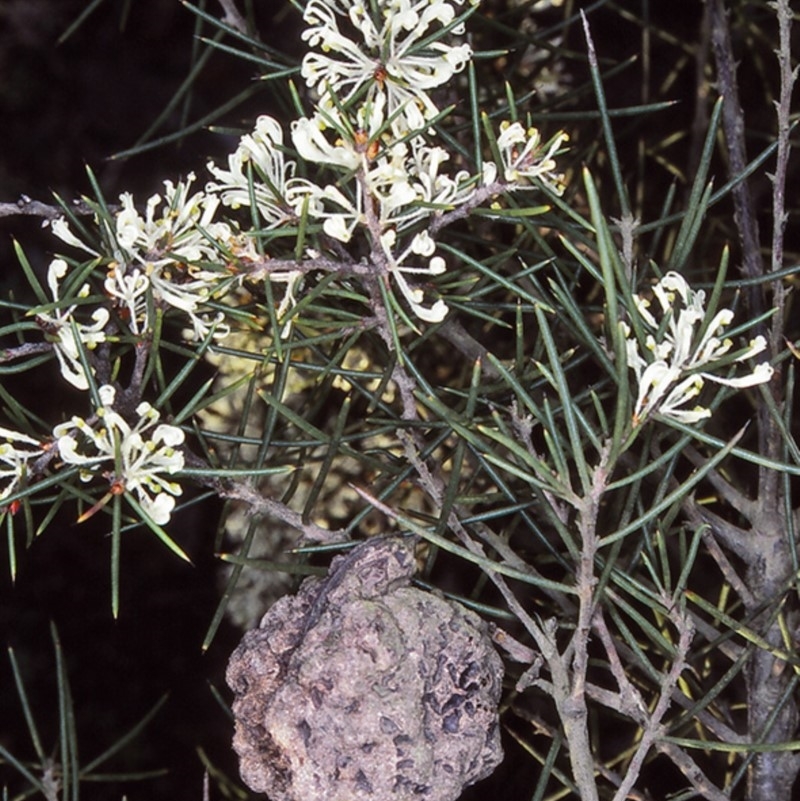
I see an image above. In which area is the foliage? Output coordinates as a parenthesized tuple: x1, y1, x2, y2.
(0, 0, 798, 799)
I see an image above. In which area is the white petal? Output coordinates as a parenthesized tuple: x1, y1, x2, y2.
(735, 335, 767, 361)
(153, 424, 186, 449)
(58, 435, 96, 465)
(702, 362, 773, 388)
(411, 230, 436, 257)
(140, 491, 176, 525)
(51, 219, 98, 256)
(0, 427, 40, 447)
(47, 259, 68, 299)
(99, 385, 116, 407)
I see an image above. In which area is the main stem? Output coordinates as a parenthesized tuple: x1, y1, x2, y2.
(560, 468, 608, 801)
(745, 510, 800, 799)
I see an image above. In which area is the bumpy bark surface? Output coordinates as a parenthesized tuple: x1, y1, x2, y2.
(226, 537, 504, 801)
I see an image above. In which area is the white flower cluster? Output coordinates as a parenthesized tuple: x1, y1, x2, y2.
(52, 174, 234, 341)
(29, 177, 235, 525)
(623, 272, 773, 424)
(301, 0, 476, 136)
(206, 117, 311, 228)
(54, 385, 185, 525)
(291, 103, 475, 320)
(485, 120, 569, 193)
(204, 0, 568, 322)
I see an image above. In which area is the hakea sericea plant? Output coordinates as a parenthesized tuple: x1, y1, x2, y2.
(5, 0, 571, 530)
(4, 0, 773, 536)
(622, 271, 773, 425)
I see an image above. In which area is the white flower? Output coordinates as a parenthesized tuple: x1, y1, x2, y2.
(633, 363, 710, 425)
(115, 173, 231, 267)
(291, 112, 365, 171)
(55, 385, 185, 525)
(301, 0, 474, 135)
(207, 116, 315, 226)
(380, 228, 448, 322)
(104, 264, 150, 336)
(391, 143, 475, 227)
(488, 121, 569, 193)
(290, 90, 392, 168)
(0, 427, 44, 504)
(624, 271, 774, 425)
(51, 218, 102, 258)
(149, 265, 231, 341)
(35, 259, 109, 390)
(53, 175, 230, 270)
(306, 182, 366, 243)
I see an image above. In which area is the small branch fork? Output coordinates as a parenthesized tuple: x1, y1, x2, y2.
(216, 0, 249, 36)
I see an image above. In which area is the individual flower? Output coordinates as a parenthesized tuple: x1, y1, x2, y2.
(51, 217, 104, 258)
(484, 121, 569, 194)
(0, 426, 45, 505)
(148, 265, 231, 341)
(391, 142, 475, 227)
(115, 173, 232, 267)
(301, 0, 475, 135)
(290, 89, 393, 169)
(55, 385, 185, 525)
(34, 259, 109, 390)
(304, 182, 367, 243)
(623, 271, 773, 424)
(380, 228, 448, 322)
(103, 264, 150, 336)
(291, 110, 369, 172)
(207, 116, 315, 226)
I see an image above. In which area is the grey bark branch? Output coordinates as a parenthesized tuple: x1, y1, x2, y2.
(0, 197, 98, 221)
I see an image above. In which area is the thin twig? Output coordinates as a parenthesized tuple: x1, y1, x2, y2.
(428, 180, 515, 235)
(610, 609, 694, 801)
(186, 457, 347, 544)
(768, 0, 796, 311)
(656, 740, 731, 801)
(0, 197, 98, 221)
(0, 342, 54, 364)
(239, 255, 373, 279)
(216, 0, 250, 36)
(680, 443, 756, 520)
